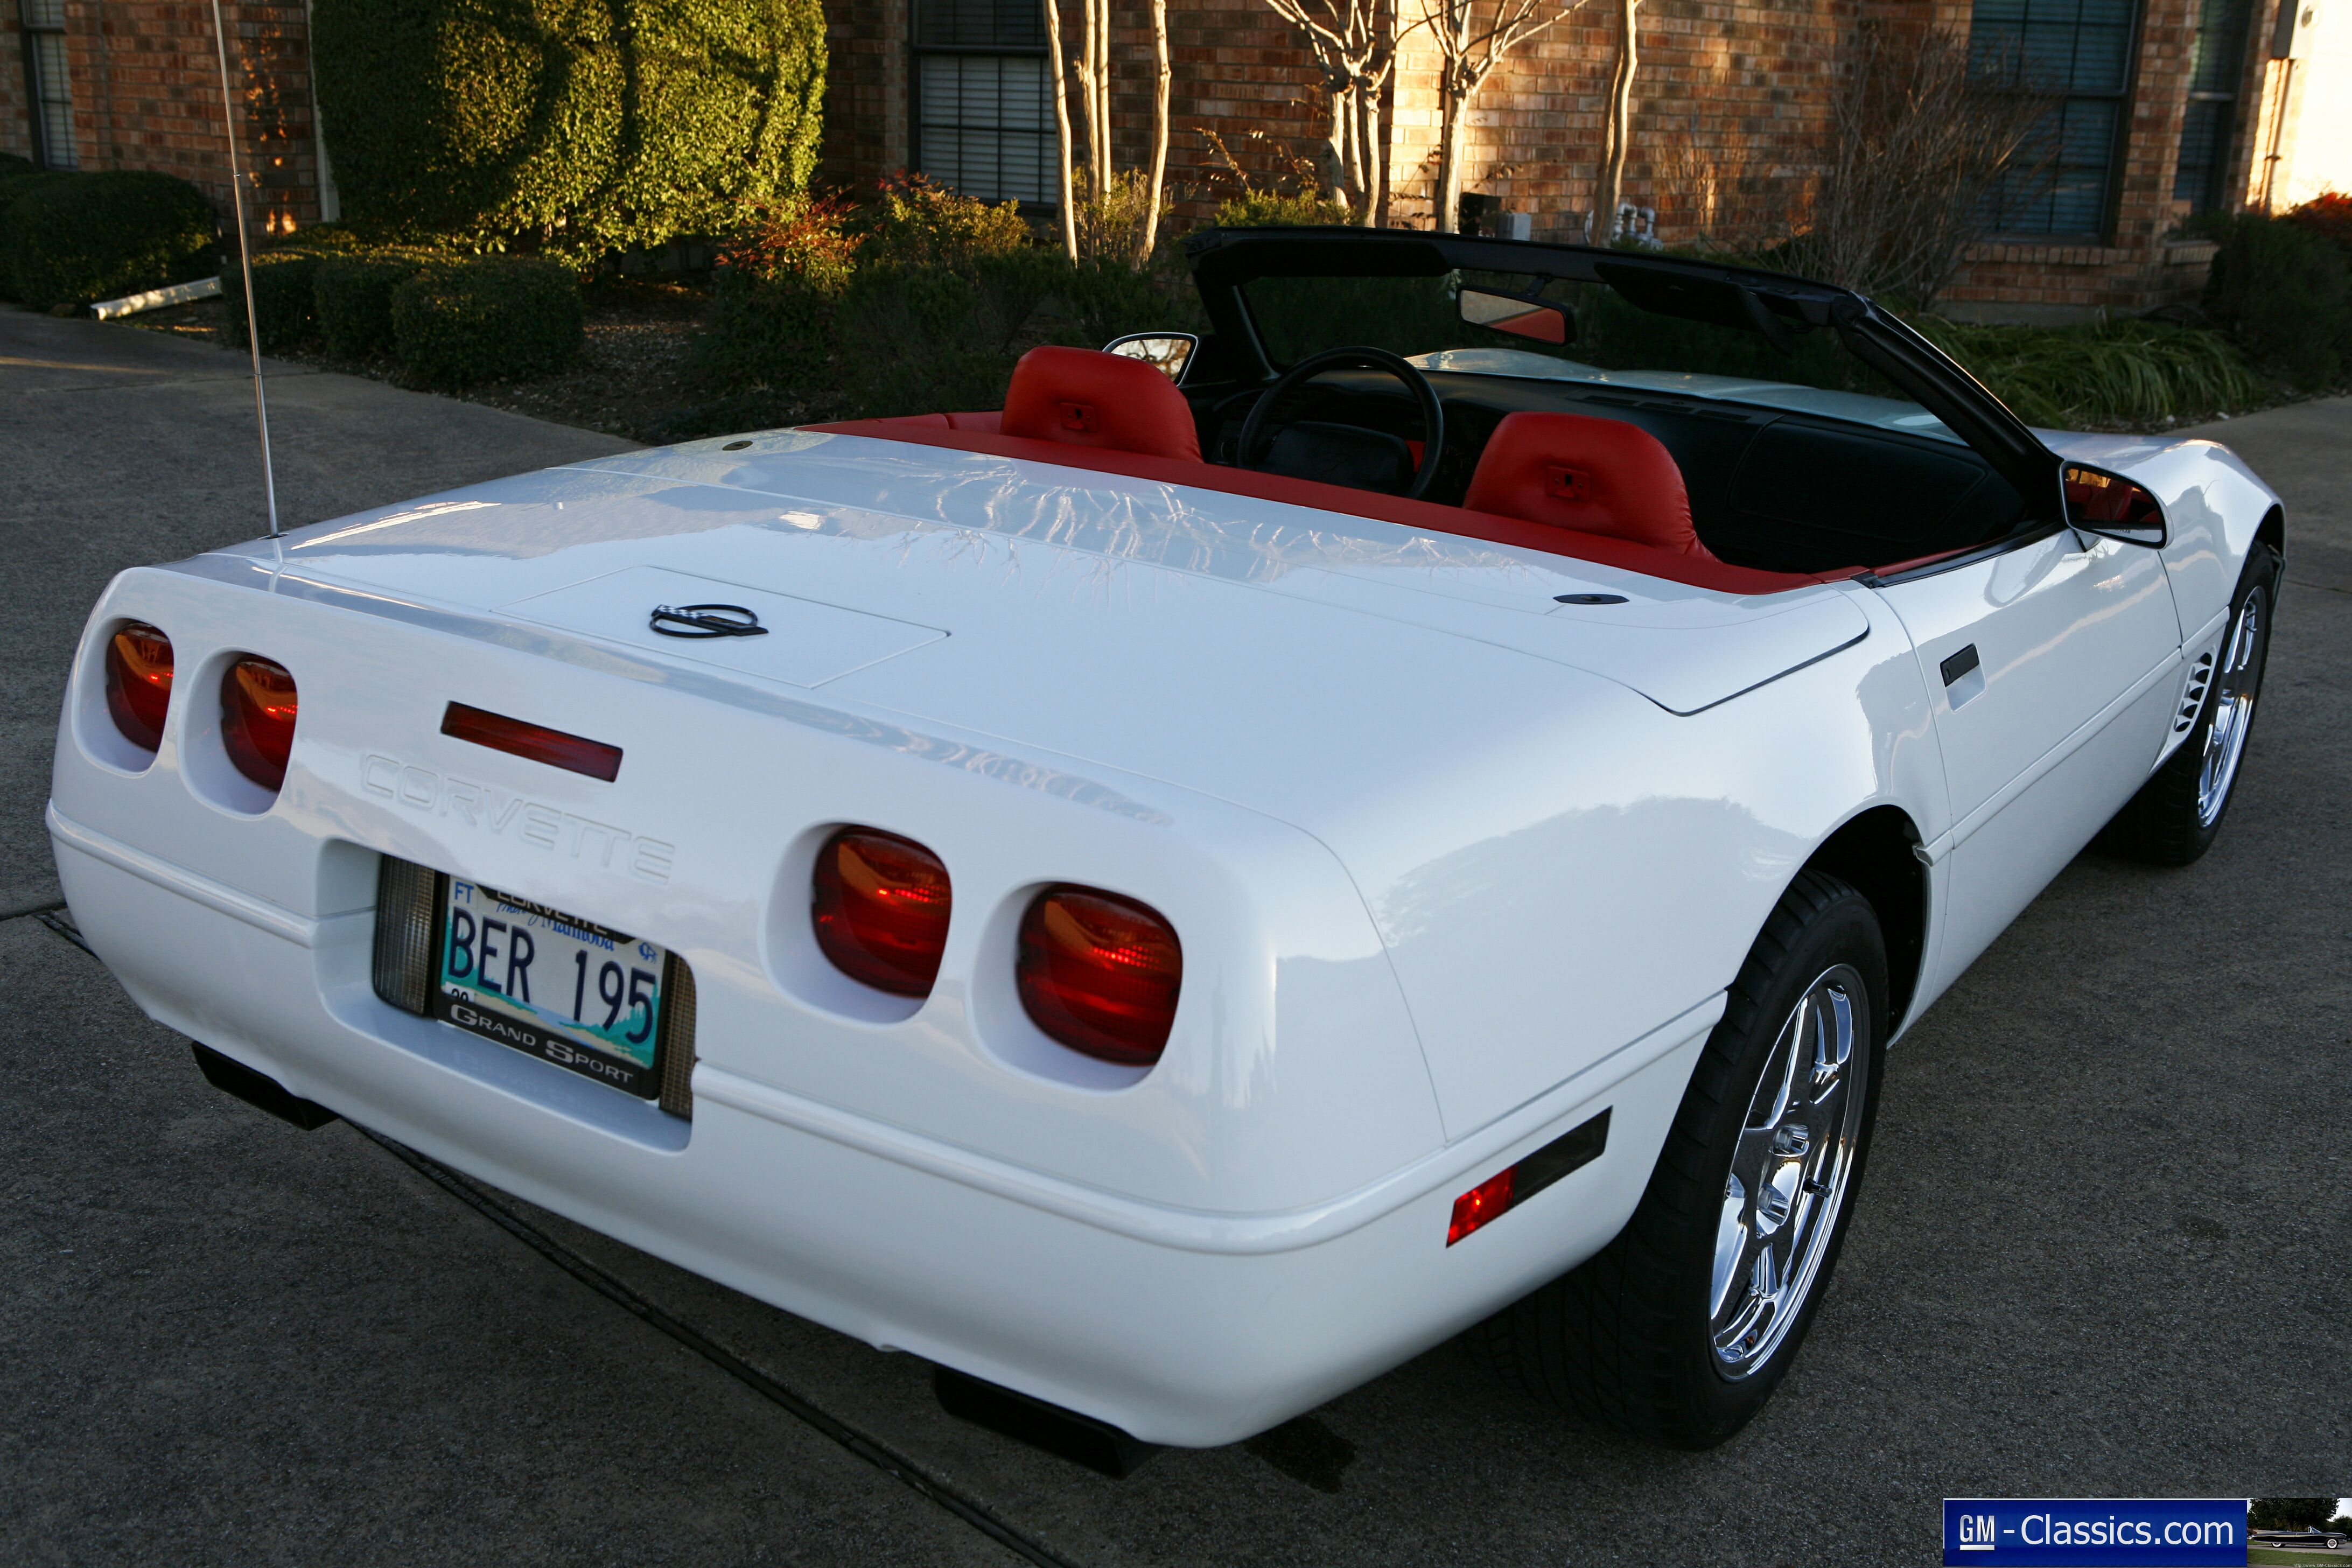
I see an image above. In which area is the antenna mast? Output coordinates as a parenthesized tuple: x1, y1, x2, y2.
(210, 0, 280, 538)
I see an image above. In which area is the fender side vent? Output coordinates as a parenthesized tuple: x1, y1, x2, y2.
(2175, 650, 2215, 734)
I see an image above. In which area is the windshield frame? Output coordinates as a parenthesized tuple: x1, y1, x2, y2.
(1182, 226, 2063, 527)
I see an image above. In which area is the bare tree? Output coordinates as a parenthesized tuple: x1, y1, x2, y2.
(1258, 0, 1399, 222)
(1802, 22, 2049, 306)
(1421, 0, 1589, 233)
(1042, 0, 1175, 264)
(1593, 0, 1637, 241)
(1139, 0, 1171, 259)
(1043, 0, 1079, 260)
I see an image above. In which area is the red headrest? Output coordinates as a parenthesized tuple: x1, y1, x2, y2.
(1000, 346, 1202, 463)
(1463, 410, 1714, 560)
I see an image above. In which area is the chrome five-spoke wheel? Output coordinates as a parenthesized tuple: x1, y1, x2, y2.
(2195, 591, 2262, 829)
(1710, 963, 1869, 1378)
(1470, 869, 1886, 1448)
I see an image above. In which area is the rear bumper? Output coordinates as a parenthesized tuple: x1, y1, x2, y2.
(52, 804, 1712, 1446)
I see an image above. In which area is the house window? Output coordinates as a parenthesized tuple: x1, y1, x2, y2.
(1969, 0, 2138, 236)
(912, 0, 1054, 205)
(18, 0, 76, 169)
(2173, 0, 2253, 210)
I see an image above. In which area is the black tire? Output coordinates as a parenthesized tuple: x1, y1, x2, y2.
(1469, 870, 1888, 1449)
(2097, 543, 2278, 866)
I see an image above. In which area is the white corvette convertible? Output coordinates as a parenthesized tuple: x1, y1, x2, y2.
(50, 228, 2281, 1454)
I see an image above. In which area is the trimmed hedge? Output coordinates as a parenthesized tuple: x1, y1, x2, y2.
(694, 182, 1200, 421)
(4, 170, 216, 309)
(222, 250, 326, 351)
(390, 256, 583, 387)
(2197, 213, 2352, 390)
(310, 0, 826, 259)
(220, 228, 368, 349)
(0, 169, 74, 302)
(316, 251, 433, 358)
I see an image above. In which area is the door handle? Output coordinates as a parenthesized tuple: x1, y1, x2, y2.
(1941, 643, 1985, 709)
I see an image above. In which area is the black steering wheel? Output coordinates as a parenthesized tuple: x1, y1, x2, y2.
(1235, 346, 1447, 499)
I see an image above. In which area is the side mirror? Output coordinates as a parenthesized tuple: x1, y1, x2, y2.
(1459, 288, 1573, 346)
(1103, 332, 1199, 382)
(2062, 463, 2167, 547)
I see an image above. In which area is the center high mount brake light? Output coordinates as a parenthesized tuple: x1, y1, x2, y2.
(442, 702, 624, 782)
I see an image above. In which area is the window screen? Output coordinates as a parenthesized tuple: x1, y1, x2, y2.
(20, 0, 76, 169)
(913, 0, 1054, 205)
(2172, 0, 2252, 209)
(1969, 0, 2137, 236)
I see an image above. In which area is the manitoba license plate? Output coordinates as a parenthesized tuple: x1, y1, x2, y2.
(432, 879, 666, 1098)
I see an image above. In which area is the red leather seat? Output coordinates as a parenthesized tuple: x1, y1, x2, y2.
(1000, 346, 1202, 463)
(1463, 410, 1717, 560)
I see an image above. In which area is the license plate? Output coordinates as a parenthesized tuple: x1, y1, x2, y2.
(432, 878, 667, 1098)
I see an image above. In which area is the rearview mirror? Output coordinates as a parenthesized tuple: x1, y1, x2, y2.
(1458, 288, 1572, 346)
(2062, 463, 2167, 547)
(1103, 332, 1199, 382)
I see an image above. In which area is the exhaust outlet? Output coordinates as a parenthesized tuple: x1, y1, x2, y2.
(933, 1366, 1158, 1478)
(192, 1042, 338, 1130)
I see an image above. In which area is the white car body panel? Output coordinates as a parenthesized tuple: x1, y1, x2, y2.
(49, 424, 2273, 1446)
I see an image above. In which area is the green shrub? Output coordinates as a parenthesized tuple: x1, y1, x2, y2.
(856, 175, 1030, 267)
(3, 170, 216, 309)
(389, 256, 583, 387)
(0, 152, 32, 177)
(0, 169, 74, 302)
(221, 229, 375, 349)
(691, 178, 1202, 420)
(1054, 255, 1199, 349)
(692, 271, 840, 394)
(311, 0, 825, 259)
(2286, 191, 2352, 256)
(2194, 212, 2352, 389)
(1912, 316, 2264, 426)
(222, 250, 320, 351)
(316, 250, 435, 358)
(1211, 190, 1350, 228)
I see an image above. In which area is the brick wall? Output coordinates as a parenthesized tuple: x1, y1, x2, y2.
(3, 2, 325, 241)
(818, 0, 2287, 316)
(1, 15, 31, 162)
(818, 0, 908, 191)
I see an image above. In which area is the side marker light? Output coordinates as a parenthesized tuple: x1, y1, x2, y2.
(1445, 1109, 1613, 1246)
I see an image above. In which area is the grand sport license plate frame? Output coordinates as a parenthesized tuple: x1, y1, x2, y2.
(426, 878, 674, 1099)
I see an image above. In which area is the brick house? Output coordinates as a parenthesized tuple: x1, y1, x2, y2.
(6, 0, 2344, 317)
(2, 1, 330, 235)
(831, 0, 2349, 316)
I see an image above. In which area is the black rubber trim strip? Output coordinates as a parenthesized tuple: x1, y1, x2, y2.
(352, 1128, 1087, 1568)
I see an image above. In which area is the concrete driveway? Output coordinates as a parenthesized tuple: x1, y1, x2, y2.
(4, 309, 2345, 1565)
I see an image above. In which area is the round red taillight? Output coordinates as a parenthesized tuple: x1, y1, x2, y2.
(104, 621, 174, 751)
(812, 828, 953, 997)
(1016, 887, 1181, 1066)
(220, 655, 298, 792)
